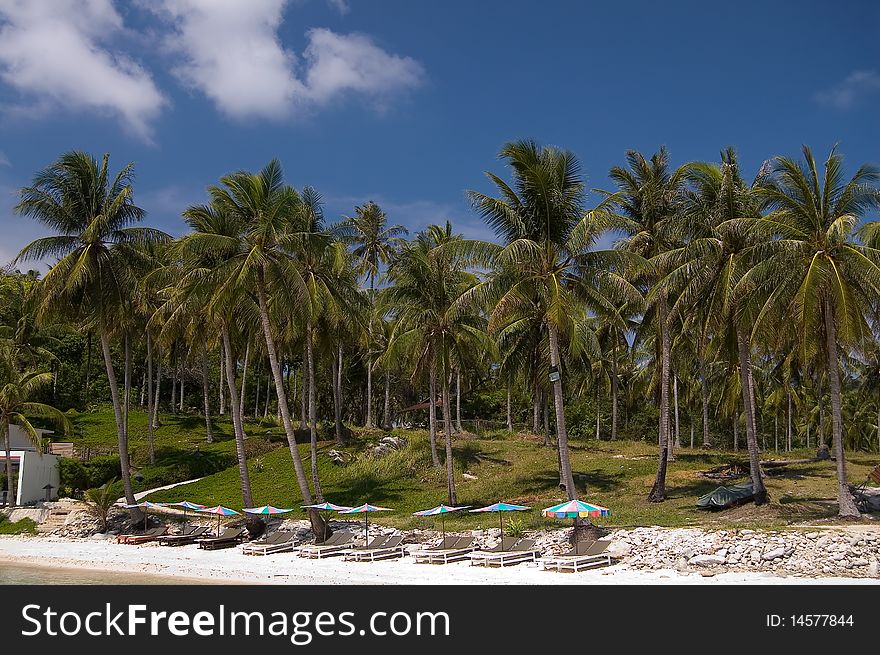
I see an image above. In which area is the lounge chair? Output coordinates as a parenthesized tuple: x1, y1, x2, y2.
(197, 527, 245, 550)
(158, 525, 211, 546)
(241, 531, 295, 556)
(539, 539, 612, 572)
(344, 535, 406, 562)
(297, 531, 356, 559)
(117, 526, 167, 544)
(412, 536, 476, 564)
(469, 537, 540, 567)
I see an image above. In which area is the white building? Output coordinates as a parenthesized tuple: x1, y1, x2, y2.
(1, 424, 61, 506)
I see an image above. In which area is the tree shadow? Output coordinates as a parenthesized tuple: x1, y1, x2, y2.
(518, 467, 625, 496)
(330, 473, 405, 505)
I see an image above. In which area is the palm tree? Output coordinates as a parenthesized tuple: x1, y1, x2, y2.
(605, 147, 688, 501)
(663, 149, 769, 504)
(381, 222, 486, 503)
(0, 347, 70, 506)
(466, 140, 642, 500)
(745, 145, 880, 517)
(342, 201, 407, 427)
(14, 152, 168, 514)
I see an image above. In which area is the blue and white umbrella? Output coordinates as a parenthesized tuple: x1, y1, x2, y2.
(413, 504, 470, 541)
(469, 502, 530, 537)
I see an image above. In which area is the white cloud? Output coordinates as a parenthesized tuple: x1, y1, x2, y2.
(302, 28, 424, 106)
(0, 151, 9, 167)
(148, 0, 423, 119)
(153, 0, 303, 119)
(815, 70, 880, 110)
(326, 0, 350, 16)
(0, 0, 167, 140)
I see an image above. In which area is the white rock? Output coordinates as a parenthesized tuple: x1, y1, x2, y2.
(688, 554, 726, 567)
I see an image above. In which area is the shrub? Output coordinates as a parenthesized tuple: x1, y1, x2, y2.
(85, 455, 121, 488)
(0, 516, 37, 535)
(84, 478, 122, 532)
(58, 457, 89, 496)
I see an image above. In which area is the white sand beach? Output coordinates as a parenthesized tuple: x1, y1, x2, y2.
(1, 536, 875, 585)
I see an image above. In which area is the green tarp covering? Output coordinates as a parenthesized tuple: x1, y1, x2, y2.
(696, 482, 754, 510)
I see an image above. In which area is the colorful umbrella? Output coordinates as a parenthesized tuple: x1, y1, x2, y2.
(196, 505, 240, 534)
(243, 505, 294, 515)
(469, 502, 530, 537)
(123, 501, 165, 533)
(412, 504, 470, 542)
(339, 503, 393, 542)
(541, 499, 610, 519)
(164, 501, 206, 529)
(302, 502, 353, 542)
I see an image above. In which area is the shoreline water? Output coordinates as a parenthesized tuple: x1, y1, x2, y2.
(1, 536, 876, 585)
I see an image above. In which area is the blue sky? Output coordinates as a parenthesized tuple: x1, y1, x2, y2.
(1, 0, 878, 267)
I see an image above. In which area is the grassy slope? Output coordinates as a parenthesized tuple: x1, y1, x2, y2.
(134, 422, 879, 532)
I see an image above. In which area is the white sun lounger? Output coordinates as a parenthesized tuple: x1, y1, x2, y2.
(344, 535, 406, 562)
(241, 531, 295, 556)
(412, 536, 475, 564)
(538, 539, 612, 572)
(298, 531, 356, 559)
(468, 538, 540, 567)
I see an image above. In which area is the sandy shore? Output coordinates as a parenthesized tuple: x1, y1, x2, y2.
(1, 536, 875, 585)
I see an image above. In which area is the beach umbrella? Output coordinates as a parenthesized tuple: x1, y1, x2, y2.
(541, 499, 610, 536)
(196, 505, 240, 534)
(339, 503, 392, 542)
(123, 501, 164, 533)
(302, 502, 352, 542)
(164, 501, 206, 529)
(243, 505, 294, 516)
(469, 502, 530, 537)
(412, 504, 470, 542)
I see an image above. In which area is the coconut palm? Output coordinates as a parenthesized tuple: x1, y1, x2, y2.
(465, 139, 642, 500)
(605, 147, 688, 502)
(744, 145, 880, 517)
(0, 347, 70, 506)
(342, 201, 407, 427)
(14, 152, 169, 513)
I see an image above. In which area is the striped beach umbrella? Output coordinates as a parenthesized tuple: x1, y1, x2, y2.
(339, 503, 393, 542)
(196, 505, 240, 534)
(243, 505, 294, 515)
(469, 502, 530, 537)
(412, 504, 470, 542)
(541, 499, 611, 519)
(302, 502, 353, 542)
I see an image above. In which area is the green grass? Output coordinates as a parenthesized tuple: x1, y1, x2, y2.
(0, 516, 38, 535)
(60, 409, 880, 531)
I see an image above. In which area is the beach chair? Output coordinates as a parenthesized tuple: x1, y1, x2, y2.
(158, 525, 211, 546)
(116, 526, 167, 544)
(538, 539, 612, 572)
(297, 531, 356, 559)
(241, 531, 295, 556)
(469, 537, 540, 567)
(344, 535, 406, 562)
(412, 536, 476, 564)
(465, 536, 518, 565)
(197, 527, 245, 550)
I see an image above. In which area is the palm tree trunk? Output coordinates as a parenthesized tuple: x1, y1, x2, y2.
(786, 389, 792, 452)
(152, 351, 162, 429)
(673, 375, 681, 449)
(774, 414, 779, 452)
(823, 298, 860, 518)
(300, 351, 308, 431)
(735, 325, 768, 504)
(3, 417, 14, 506)
(733, 412, 739, 451)
(99, 330, 139, 518)
(594, 386, 600, 440)
(254, 276, 324, 534)
(199, 335, 214, 444)
(253, 364, 260, 420)
(383, 368, 391, 431)
(701, 369, 711, 447)
(123, 333, 131, 448)
(337, 346, 345, 435)
(548, 323, 577, 500)
(366, 349, 373, 428)
(428, 355, 440, 467)
(611, 339, 619, 440)
(442, 376, 457, 504)
(506, 384, 513, 432)
(305, 321, 323, 501)
(146, 334, 156, 463)
(332, 343, 345, 445)
(179, 365, 185, 412)
(264, 372, 272, 419)
(690, 420, 695, 449)
(455, 371, 463, 433)
(239, 341, 249, 420)
(648, 296, 671, 502)
(532, 382, 540, 434)
(139, 370, 146, 407)
(170, 345, 177, 415)
(221, 327, 254, 508)
(84, 331, 92, 404)
(218, 342, 225, 416)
